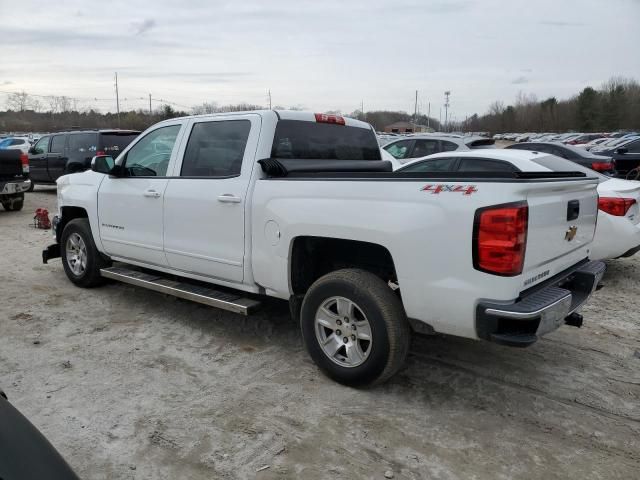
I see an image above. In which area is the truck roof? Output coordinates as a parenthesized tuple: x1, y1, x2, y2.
(164, 110, 373, 130)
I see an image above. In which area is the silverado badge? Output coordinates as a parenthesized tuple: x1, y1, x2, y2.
(565, 225, 578, 241)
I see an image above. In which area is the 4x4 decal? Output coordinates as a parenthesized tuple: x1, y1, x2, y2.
(421, 184, 478, 195)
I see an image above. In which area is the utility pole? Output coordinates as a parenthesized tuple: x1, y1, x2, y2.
(361, 100, 365, 121)
(413, 90, 418, 124)
(149, 93, 152, 115)
(114, 72, 120, 127)
(439, 107, 442, 129)
(268, 89, 272, 109)
(427, 102, 431, 129)
(444, 91, 451, 132)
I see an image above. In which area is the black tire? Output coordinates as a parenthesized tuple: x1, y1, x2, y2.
(60, 218, 111, 287)
(2, 193, 24, 211)
(300, 268, 410, 387)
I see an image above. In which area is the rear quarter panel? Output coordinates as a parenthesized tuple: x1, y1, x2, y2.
(251, 177, 596, 339)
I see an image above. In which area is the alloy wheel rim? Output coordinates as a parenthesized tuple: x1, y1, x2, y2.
(314, 296, 373, 368)
(66, 233, 87, 276)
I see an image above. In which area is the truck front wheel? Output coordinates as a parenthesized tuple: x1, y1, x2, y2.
(300, 269, 410, 386)
(61, 218, 110, 287)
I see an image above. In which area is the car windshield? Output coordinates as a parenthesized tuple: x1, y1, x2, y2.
(532, 155, 609, 183)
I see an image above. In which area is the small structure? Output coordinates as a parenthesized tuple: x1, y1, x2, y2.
(383, 122, 433, 134)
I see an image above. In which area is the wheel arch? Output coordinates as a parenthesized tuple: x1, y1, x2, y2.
(289, 236, 398, 296)
(57, 206, 89, 243)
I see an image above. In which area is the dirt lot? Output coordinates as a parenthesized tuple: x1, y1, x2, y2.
(1, 188, 639, 480)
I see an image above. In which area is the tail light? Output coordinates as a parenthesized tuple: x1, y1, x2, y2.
(473, 202, 528, 276)
(591, 161, 613, 172)
(598, 197, 636, 216)
(20, 153, 29, 174)
(314, 113, 345, 125)
(96, 150, 106, 156)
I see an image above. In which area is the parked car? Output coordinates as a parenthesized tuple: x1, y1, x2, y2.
(399, 152, 640, 260)
(578, 137, 611, 150)
(0, 136, 32, 154)
(42, 110, 604, 386)
(28, 129, 140, 189)
(0, 389, 80, 480)
(607, 138, 640, 178)
(382, 134, 495, 164)
(0, 149, 31, 211)
(565, 133, 605, 145)
(505, 141, 614, 174)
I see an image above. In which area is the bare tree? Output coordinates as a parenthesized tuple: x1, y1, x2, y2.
(6, 91, 30, 111)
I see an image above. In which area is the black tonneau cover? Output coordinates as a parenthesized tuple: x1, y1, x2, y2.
(258, 158, 590, 182)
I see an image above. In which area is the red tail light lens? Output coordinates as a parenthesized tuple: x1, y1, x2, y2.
(591, 161, 613, 172)
(20, 153, 29, 173)
(473, 202, 528, 276)
(598, 197, 636, 216)
(96, 150, 106, 156)
(314, 113, 345, 125)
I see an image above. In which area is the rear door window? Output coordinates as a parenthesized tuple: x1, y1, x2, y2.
(411, 139, 440, 158)
(400, 157, 456, 172)
(440, 140, 458, 152)
(50, 135, 66, 154)
(181, 120, 251, 177)
(100, 132, 140, 157)
(458, 158, 519, 172)
(272, 120, 381, 160)
(68, 133, 98, 159)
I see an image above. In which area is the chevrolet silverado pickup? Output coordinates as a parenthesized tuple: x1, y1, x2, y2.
(43, 111, 605, 386)
(0, 149, 31, 211)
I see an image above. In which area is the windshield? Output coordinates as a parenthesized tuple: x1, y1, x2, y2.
(272, 120, 381, 160)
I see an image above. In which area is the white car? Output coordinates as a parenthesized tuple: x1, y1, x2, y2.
(577, 137, 611, 150)
(399, 151, 640, 260)
(0, 137, 32, 154)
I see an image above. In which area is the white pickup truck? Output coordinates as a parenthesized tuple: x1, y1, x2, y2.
(43, 111, 605, 386)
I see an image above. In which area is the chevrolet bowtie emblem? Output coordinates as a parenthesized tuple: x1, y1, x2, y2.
(565, 225, 578, 241)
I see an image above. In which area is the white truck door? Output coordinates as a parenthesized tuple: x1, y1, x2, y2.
(162, 114, 261, 283)
(97, 123, 185, 266)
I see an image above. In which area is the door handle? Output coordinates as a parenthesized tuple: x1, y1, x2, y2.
(217, 194, 242, 203)
(143, 189, 162, 198)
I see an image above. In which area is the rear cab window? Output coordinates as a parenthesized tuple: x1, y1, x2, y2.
(272, 120, 381, 160)
(458, 158, 519, 172)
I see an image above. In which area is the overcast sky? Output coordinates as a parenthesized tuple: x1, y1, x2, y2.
(1, 0, 639, 119)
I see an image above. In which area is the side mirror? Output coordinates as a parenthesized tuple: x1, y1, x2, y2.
(90, 155, 115, 174)
(616, 147, 628, 155)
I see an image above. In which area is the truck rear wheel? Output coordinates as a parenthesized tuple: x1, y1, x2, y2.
(300, 269, 410, 386)
(1, 193, 24, 211)
(61, 218, 110, 287)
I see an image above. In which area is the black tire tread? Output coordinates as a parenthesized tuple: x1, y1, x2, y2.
(61, 218, 110, 288)
(301, 268, 410, 386)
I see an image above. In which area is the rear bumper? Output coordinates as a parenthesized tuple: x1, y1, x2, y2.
(0, 179, 30, 195)
(476, 260, 606, 347)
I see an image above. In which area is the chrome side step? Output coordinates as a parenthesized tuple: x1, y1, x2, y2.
(100, 266, 260, 315)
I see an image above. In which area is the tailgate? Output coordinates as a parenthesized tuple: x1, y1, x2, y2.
(0, 151, 22, 177)
(522, 178, 599, 283)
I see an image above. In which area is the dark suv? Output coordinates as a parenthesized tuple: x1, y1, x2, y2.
(28, 129, 140, 188)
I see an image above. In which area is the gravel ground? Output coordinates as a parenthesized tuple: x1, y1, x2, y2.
(1, 188, 639, 480)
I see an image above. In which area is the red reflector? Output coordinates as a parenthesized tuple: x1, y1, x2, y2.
(314, 113, 345, 125)
(598, 197, 636, 216)
(20, 153, 29, 173)
(96, 150, 106, 156)
(591, 161, 612, 172)
(473, 203, 528, 276)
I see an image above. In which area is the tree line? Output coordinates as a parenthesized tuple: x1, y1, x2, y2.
(1, 76, 638, 134)
(463, 77, 640, 134)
